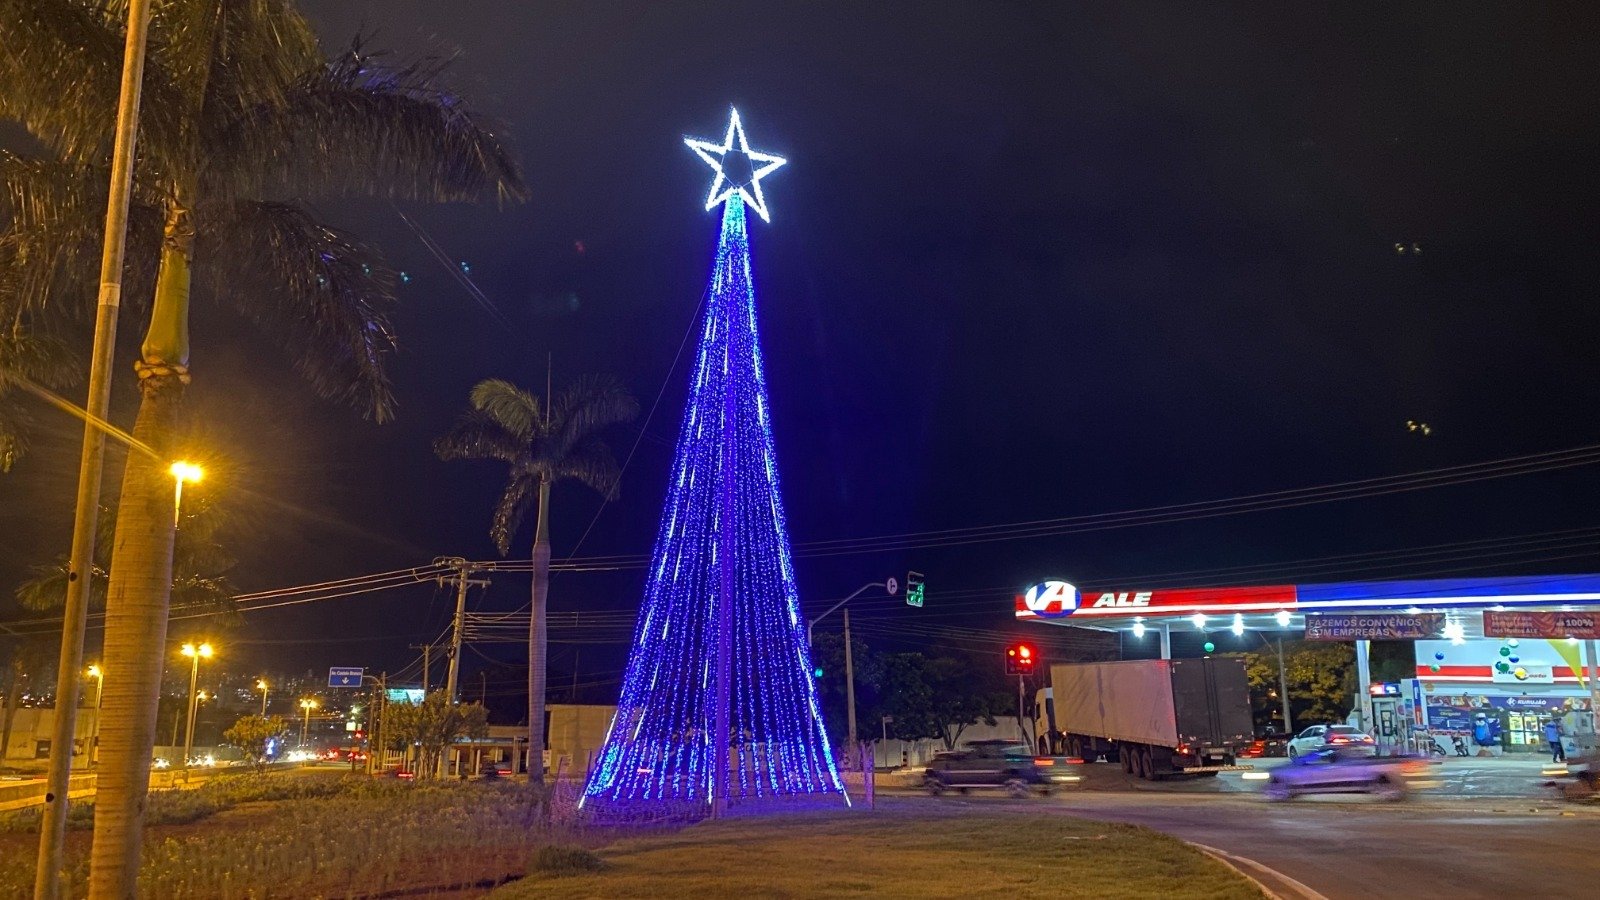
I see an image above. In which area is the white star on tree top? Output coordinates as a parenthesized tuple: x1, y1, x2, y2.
(684, 108, 787, 223)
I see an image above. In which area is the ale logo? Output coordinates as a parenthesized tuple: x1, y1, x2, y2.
(1023, 581, 1078, 618)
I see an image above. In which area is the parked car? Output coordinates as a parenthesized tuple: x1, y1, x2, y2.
(924, 740, 1058, 797)
(1239, 731, 1288, 758)
(1286, 724, 1375, 758)
(1264, 748, 1431, 801)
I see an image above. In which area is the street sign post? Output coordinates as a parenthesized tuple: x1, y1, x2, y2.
(905, 571, 925, 608)
(328, 667, 364, 688)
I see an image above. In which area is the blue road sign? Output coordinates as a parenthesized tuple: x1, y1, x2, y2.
(328, 667, 364, 688)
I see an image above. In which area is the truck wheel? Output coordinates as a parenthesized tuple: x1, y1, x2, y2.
(1139, 747, 1155, 780)
(1121, 750, 1134, 775)
(1005, 778, 1030, 799)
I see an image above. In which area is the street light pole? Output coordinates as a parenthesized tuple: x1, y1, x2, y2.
(299, 699, 318, 747)
(806, 581, 893, 756)
(256, 680, 269, 717)
(180, 643, 212, 777)
(35, 3, 156, 894)
(1276, 638, 1293, 735)
(87, 666, 104, 768)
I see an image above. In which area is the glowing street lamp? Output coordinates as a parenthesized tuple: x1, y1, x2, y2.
(256, 679, 270, 717)
(85, 664, 104, 709)
(180, 642, 214, 776)
(168, 460, 203, 528)
(86, 664, 105, 767)
(299, 698, 319, 748)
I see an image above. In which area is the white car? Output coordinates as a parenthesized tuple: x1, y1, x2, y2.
(1286, 724, 1376, 759)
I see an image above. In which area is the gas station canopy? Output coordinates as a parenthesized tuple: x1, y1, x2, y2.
(1016, 574, 1600, 634)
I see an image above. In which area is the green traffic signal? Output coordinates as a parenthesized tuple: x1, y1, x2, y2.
(813, 667, 824, 678)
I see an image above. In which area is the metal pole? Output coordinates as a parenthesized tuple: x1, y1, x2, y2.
(1017, 674, 1026, 743)
(712, 348, 736, 819)
(36, 3, 154, 895)
(844, 608, 857, 746)
(1159, 624, 1171, 660)
(1355, 639, 1374, 732)
(445, 565, 470, 702)
(1586, 641, 1600, 752)
(300, 704, 311, 746)
(1276, 638, 1293, 734)
(806, 582, 885, 648)
(259, 683, 268, 717)
(181, 656, 199, 777)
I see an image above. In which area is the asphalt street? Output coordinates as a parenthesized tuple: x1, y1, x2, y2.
(896, 758, 1600, 899)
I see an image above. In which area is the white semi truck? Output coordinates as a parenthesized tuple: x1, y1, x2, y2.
(1035, 658, 1255, 779)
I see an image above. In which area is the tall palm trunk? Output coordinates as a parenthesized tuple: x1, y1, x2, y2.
(88, 200, 192, 899)
(528, 477, 550, 786)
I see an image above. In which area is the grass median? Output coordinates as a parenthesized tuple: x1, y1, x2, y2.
(495, 798, 1264, 899)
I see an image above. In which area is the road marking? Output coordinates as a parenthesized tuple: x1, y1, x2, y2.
(1188, 842, 1331, 900)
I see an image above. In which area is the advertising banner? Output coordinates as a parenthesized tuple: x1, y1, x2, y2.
(1482, 610, 1600, 639)
(1305, 613, 1445, 641)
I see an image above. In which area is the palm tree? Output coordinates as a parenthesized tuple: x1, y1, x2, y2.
(435, 376, 637, 785)
(15, 492, 238, 621)
(0, 3, 524, 891)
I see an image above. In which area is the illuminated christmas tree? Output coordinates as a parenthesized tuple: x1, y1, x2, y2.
(584, 110, 844, 811)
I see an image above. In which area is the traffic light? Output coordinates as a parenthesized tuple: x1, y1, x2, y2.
(905, 571, 925, 608)
(813, 666, 825, 679)
(1005, 643, 1037, 676)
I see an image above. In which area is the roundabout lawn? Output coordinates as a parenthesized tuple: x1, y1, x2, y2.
(496, 798, 1263, 899)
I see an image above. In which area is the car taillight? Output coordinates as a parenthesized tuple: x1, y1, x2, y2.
(1331, 737, 1349, 743)
(1035, 758, 1053, 766)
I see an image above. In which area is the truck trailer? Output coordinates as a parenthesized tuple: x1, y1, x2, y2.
(1037, 658, 1254, 779)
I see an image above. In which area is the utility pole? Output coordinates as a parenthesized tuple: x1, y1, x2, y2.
(409, 643, 432, 694)
(37, 3, 155, 896)
(435, 558, 488, 703)
(844, 607, 857, 746)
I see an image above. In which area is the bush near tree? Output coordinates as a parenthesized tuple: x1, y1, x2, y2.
(222, 715, 289, 771)
(383, 690, 490, 778)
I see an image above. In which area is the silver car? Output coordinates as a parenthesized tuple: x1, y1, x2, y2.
(1263, 748, 1431, 801)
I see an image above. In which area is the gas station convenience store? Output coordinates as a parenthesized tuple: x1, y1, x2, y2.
(1017, 575, 1600, 756)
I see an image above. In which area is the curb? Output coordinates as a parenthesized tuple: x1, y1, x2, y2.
(1188, 842, 1331, 900)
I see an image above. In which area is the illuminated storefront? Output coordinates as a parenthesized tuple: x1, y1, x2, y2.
(1018, 575, 1600, 755)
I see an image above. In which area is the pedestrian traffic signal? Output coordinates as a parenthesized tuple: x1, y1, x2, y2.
(1005, 643, 1036, 676)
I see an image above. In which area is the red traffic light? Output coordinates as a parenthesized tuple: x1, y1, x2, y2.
(1005, 643, 1037, 675)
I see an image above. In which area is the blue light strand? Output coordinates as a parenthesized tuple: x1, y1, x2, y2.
(583, 194, 845, 807)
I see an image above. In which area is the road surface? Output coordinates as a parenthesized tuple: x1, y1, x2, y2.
(892, 757, 1598, 899)
(1048, 790, 1599, 900)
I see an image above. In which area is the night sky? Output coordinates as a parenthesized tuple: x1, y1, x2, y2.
(4, 3, 1600, 714)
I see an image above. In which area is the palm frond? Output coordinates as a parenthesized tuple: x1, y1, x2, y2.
(206, 39, 526, 204)
(555, 437, 623, 500)
(0, 0, 183, 170)
(159, 0, 320, 130)
(194, 199, 398, 420)
(433, 408, 525, 465)
(15, 559, 107, 611)
(551, 374, 639, 458)
(469, 378, 539, 438)
(490, 469, 536, 556)
(0, 152, 164, 319)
